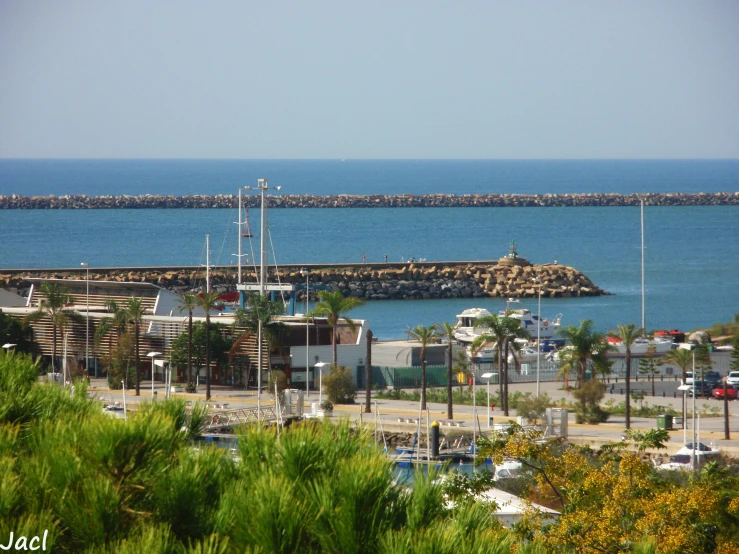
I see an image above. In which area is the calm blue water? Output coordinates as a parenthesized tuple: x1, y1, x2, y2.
(0, 160, 737, 339)
(1, 159, 738, 196)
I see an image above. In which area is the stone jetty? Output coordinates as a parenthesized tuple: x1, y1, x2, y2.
(0, 259, 609, 300)
(0, 191, 736, 209)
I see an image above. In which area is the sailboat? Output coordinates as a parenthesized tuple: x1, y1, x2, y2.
(608, 199, 675, 355)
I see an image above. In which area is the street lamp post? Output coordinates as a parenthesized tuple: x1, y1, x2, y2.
(81, 262, 90, 377)
(481, 372, 495, 429)
(121, 380, 127, 420)
(301, 268, 310, 397)
(677, 383, 690, 444)
(532, 279, 542, 400)
(244, 179, 282, 417)
(472, 371, 477, 458)
(723, 375, 730, 440)
(147, 351, 162, 399)
(691, 350, 696, 472)
(315, 362, 326, 406)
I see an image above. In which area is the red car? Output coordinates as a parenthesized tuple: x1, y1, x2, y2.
(713, 384, 737, 400)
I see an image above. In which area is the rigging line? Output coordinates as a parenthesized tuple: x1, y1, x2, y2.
(267, 227, 289, 311)
(248, 227, 259, 282)
(191, 237, 209, 292)
(214, 210, 234, 269)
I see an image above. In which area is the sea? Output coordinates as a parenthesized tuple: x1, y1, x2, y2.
(0, 159, 737, 340)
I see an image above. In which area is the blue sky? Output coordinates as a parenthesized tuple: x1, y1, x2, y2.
(1, 1, 738, 159)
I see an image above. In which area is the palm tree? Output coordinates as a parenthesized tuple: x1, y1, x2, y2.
(125, 297, 148, 396)
(436, 321, 456, 419)
(308, 290, 365, 369)
(658, 348, 694, 431)
(196, 291, 221, 401)
(609, 323, 644, 430)
(471, 313, 529, 416)
(557, 319, 612, 413)
(24, 282, 82, 372)
(176, 293, 199, 387)
(405, 325, 440, 411)
(94, 300, 128, 344)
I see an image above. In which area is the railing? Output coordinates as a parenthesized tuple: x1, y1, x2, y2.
(365, 352, 733, 389)
(203, 406, 280, 429)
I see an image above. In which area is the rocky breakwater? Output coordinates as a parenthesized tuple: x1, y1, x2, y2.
(299, 261, 609, 300)
(0, 192, 737, 209)
(0, 260, 609, 300)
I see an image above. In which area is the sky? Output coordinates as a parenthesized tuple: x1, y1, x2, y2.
(1, 1, 738, 159)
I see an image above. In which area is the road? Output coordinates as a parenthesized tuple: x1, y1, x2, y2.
(87, 376, 739, 457)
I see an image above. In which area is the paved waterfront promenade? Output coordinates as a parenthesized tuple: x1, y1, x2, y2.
(87, 378, 739, 458)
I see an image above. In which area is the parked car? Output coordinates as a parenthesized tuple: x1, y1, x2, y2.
(713, 383, 737, 400)
(727, 371, 739, 386)
(703, 371, 722, 388)
(687, 380, 712, 397)
(685, 372, 694, 385)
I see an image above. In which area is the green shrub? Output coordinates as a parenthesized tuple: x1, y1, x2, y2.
(322, 365, 356, 404)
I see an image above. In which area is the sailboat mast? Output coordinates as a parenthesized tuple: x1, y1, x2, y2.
(259, 179, 267, 297)
(238, 188, 242, 285)
(206, 234, 211, 293)
(640, 198, 645, 331)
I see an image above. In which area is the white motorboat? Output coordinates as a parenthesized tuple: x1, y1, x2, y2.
(467, 339, 539, 364)
(453, 301, 562, 345)
(606, 336, 674, 355)
(656, 442, 720, 471)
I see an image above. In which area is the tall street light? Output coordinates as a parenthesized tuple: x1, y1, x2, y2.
(301, 268, 310, 397)
(691, 349, 697, 472)
(81, 262, 90, 377)
(532, 278, 543, 400)
(481, 372, 495, 429)
(315, 361, 326, 406)
(244, 178, 282, 417)
(147, 351, 162, 399)
(121, 380, 128, 420)
(723, 375, 731, 440)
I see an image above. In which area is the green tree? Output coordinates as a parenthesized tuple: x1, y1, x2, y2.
(196, 291, 221, 401)
(404, 324, 440, 411)
(176, 293, 199, 386)
(435, 321, 456, 419)
(557, 319, 612, 414)
(170, 322, 234, 385)
(609, 323, 644, 429)
(638, 344, 660, 397)
(452, 348, 472, 393)
(322, 365, 356, 404)
(731, 345, 739, 372)
(125, 297, 147, 396)
(268, 369, 288, 403)
(23, 282, 82, 372)
(308, 290, 365, 369)
(0, 310, 34, 354)
(106, 330, 137, 390)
